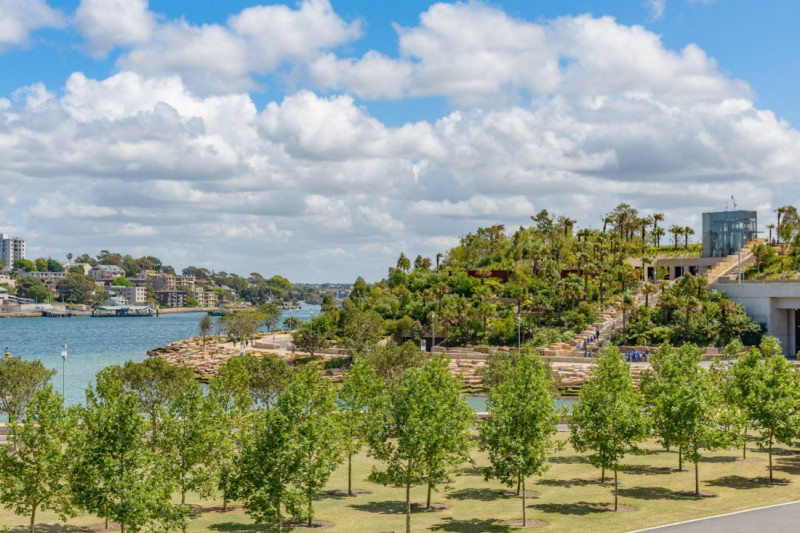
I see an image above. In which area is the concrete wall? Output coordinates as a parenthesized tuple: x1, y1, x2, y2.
(712, 281, 800, 356)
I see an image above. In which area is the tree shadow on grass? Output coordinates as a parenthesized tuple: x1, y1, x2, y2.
(617, 465, 672, 475)
(349, 500, 410, 515)
(707, 475, 775, 490)
(429, 517, 510, 532)
(703, 456, 740, 463)
(549, 455, 588, 464)
(536, 478, 595, 488)
(617, 487, 702, 501)
(207, 524, 272, 532)
(447, 488, 508, 501)
(459, 466, 484, 477)
(10, 526, 82, 533)
(532, 502, 606, 516)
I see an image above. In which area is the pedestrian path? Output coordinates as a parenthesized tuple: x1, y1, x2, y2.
(630, 501, 800, 533)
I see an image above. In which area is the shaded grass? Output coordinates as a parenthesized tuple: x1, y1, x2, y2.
(2, 434, 800, 532)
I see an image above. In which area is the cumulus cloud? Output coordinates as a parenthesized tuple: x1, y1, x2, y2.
(109, 0, 360, 93)
(2, 2, 799, 281)
(0, 0, 64, 51)
(74, 0, 155, 57)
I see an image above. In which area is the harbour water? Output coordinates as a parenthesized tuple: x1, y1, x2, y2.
(0, 305, 319, 407)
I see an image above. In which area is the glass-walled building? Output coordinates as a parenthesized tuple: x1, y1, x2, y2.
(702, 210, 757, 257)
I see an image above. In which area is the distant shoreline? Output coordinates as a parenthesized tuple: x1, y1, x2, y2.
(0, 307, 215, 319)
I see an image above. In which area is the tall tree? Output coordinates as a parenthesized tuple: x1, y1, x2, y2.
(198, 314, 213, 350)
(479, 352, 560, 527)
(338, 359, 386, 495)
(742, 345, 800, 482)
(0, 357, 55, 422)
(284, 365, 343, 526)
(369, 358, 473, 533)
(570, 347, 648, 509)
(71, 375, 184, 532)
(0, 386, 76, 533)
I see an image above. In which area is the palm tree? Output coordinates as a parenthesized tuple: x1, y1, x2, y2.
(669, 225, 683, 249)
(640, 216, 653, 252)
(642, 282, 657, 308)
(776, 207, 786, 242)
(652, 227, 665, 248)
(652, 213, 664, 236)
(602, 216, 613, 234)
(620, 292, 636, 337)
(683, 227, 695, 248)
(767, 224, 775, 243)
(435, 253, 443, 270)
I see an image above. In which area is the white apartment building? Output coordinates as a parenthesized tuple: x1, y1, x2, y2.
(88, 265, 126, 280)
(107, 285, 147, 305)
(0, 234, 26, 268)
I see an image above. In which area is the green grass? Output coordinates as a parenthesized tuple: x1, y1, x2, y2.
(4, 434, 800, 532)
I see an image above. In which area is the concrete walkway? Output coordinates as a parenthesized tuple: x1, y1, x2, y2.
(631, 501, 800, 533)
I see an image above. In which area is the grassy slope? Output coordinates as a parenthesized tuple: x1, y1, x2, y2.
(5, 434, 800, 532)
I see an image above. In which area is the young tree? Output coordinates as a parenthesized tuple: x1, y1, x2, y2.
(338, 359, 386, 495)
(237, 407, 302, 533)
(570, 347, 648, 509)
(742, 346, 800, 482)
(369, 358, 474, 533)
(159, 381, 221, 509)
(292, 320, 329, 357)
(231, 353, 292, 408)
(284, 365, 343, 526)
(479, 352, 560, 528)
(258, 302, 282, 332)
(209, 356, 253, 512)
(0, 357, 55, 422)
(198, 314, 213, 350)
(71, 374, 184, 532)
(283, 316, 301, 330)
(0, 386, 76, 533)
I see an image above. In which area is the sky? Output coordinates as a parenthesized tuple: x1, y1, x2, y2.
(1, 0, 800, 283)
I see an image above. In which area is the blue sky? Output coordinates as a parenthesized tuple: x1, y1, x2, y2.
(1, 1, 799, 281)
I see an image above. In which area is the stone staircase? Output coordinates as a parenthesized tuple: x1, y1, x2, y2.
(705, 239, 764, 284)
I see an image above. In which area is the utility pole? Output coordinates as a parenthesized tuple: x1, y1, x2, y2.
(60, 343, 67, 398)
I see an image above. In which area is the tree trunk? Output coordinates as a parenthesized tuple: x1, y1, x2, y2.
(406, 470, 412, 533)
(522, 476, 527, 527)
(695, 459, 699, 496)
(277, 497, 282, 533)
(105, 517, 108, 530)
(223, 496, 228, 513)
(308, 492, 313, 527)
(348, 452, 353, 495)
(427, 478, 432, 509)
(678, 446, 683, 471)
(29, 504, 36, 533)
(769, 433, 774, 483)
(181, 489, 186, 506)
(742, 426, 747, 459)
(516, 474, 521, 496)
(614, 466, 618, 511)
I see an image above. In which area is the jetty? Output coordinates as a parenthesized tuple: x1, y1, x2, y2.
(92, 305, 155, 317)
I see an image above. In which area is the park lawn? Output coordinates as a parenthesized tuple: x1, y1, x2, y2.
(3, 434, 800, 532)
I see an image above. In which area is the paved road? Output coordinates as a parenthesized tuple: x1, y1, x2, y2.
(632, 501, 800, 533)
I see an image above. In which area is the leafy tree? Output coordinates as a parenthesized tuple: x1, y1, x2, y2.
(283, 316, 301, 330)
(199, 314, 213, 350)
(369, 358, 474, 533)
(0, 386, 76, 532)
(479, 352, 560, 527)
(111, 276, 131, 287)
(13, 258, 36, 272)
(292, 318, 329, 357)
(338, 359, 385, 495)
(741, 345, 800, 482)
(570, 347, 648, 509)
(220, 310, 261, 344)
(99, 357, 196, 444)
(359, 341, 430, 386)
(0, 357, 55, 422)
(258, 302, 282, 332)
(237, 407, 302, 533)
(45, 258, 64, 272)
(159, 381, 221, 508)
(209, 357, 253, 512)
(71, 374, 184, 532)
(16, 278, 50, 303)
(224, 354, 291, 409)
(55, 273, 97, 304)
(283, 365, 343, 526)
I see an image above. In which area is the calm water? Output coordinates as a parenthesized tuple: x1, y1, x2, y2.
(466, 395, 576, 412)
(0, 305, 319, 407)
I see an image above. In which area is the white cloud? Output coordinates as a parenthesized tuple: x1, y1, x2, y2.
(74, 0, 155, 57)
(112, 0, 360, 94)
(0, 0, 64, 51)
(2, 3, 800, 281)
(646, 0, 666, 21)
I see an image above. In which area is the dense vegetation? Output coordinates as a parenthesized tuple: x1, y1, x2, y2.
(1, 335, 799, 532)
(746, 205, 800, 280)
(291, 204, 758, 350)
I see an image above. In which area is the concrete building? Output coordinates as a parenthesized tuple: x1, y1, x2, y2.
(107, 285, 147, 305)
(0, 234, 25, 267)
(88, 265, 126, 280)
(193, 286, 219, 308)
(702, 210, 758, 258)
(713, 281, 800, 357)
(19, 271, 68, 282)
(155, 290, 187, 308)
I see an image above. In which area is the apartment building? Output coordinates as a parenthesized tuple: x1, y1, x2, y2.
(0, 234, 25, 268)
